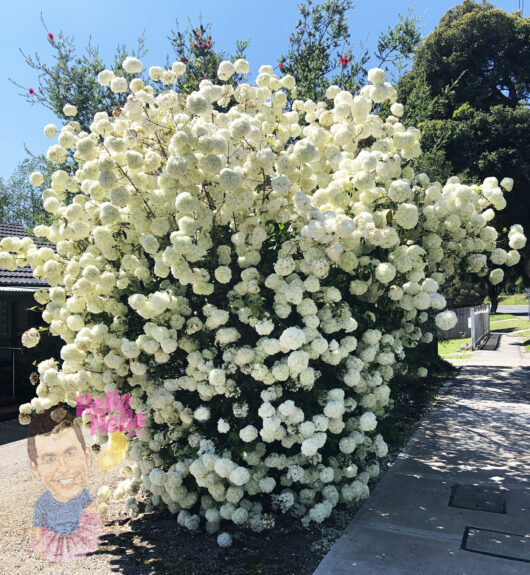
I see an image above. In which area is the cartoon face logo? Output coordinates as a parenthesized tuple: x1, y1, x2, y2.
(27, 406, 103, 562)
(29, 425, 92, 502)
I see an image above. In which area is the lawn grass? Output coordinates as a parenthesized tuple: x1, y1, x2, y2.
(518, 329, 530, 352)
(490, 319, 530, 333)
(438, 337, 471, 355)
(490, 314, 517, 321)
(498, 293, 528, 305)
(444, 354, 473, 360)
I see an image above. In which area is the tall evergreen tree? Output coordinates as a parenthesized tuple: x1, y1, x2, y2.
(398, 1, 530, 307)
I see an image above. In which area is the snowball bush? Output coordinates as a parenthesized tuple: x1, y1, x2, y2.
(2, 57, 526, 539)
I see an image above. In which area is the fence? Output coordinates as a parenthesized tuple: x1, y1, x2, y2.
(470, 304, 491, 349)
(437, 304, 490, 350)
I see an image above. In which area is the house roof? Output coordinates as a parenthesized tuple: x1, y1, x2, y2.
(0, 223, 50, 288)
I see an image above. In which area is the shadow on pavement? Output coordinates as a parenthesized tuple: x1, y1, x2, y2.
(394, 365, 530, 489)
(0, 417, 28, 445)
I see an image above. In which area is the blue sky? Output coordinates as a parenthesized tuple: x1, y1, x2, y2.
(0, 0, 521, 181)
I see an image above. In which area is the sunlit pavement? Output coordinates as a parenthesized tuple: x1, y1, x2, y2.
(314, 333, 530, 574)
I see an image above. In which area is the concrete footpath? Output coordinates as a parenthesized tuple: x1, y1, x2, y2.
(313, 334, 530, 574)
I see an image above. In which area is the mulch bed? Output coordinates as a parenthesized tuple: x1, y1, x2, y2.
(90, 361, 457, 575)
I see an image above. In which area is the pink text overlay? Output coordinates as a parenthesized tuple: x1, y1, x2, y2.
(76, 391, 145, 435)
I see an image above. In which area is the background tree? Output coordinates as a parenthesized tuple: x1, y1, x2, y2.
(398, 0, 530, 308)
(168, 20, 248, 95)
(0, 155, 51, 228)
(279, 0, 421, 102)
(10, 15, 148, 132)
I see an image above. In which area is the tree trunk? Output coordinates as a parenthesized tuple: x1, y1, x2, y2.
(490, 292, 499, 314)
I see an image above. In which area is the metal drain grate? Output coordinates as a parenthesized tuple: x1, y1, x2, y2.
(462, 527, 530, 563)
(449, 484, 506, 514)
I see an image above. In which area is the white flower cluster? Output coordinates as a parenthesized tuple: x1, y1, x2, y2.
(21, 327, 40, 348)
(2, 58, 525, 540)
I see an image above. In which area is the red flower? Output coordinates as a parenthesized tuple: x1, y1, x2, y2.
(47, 32, 54, 41)
(28, 88, 35, 95)
(278, 61, 285, 71)
(339, 56, 350, 68)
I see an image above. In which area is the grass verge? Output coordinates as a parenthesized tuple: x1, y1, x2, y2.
(490, 314, 517, 321)
(438, 337, 471, 355)
(519, 329, 530, 352)
(490, 319, 530, 333)
(498, 294, 528, 305)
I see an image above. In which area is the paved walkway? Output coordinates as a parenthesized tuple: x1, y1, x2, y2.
(313, 334, 530, 574)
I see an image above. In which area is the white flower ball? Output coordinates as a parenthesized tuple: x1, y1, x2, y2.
(368, 67, 386, 85)
(489, 268, 504, 285)
(171, 61, 187, 75)
(229, 466, 251, 486)
(29, 172, 44, 187)
(234, 59, 250, 74)
(500, 177, 513, 191)
(395, 203, 419, 229)
(215, 266, 232, 283)
(375, 263, 396, 284)
(359, 411, 377, 431)
(194, 406, 211, 422)
(98, 69, 114, 86)
(505, 250, 520, 266)
(63, 104, 77, 117)
(239, 425, 258, 443)
(279, 327, 306, 350)
(217, 419, 230, 433)
(490, 248, 507, 265)
(390, 102, 404, 117)
(435, 310, 458, 331)
(509, 232, 526, 250)
(123, 56, 143, 74)
(110, 77, 128, 93)
(19, 403, 32, 415)
(44, 124, 58, 138)
(218, 61, 236, 81)
(217, 532, 232, 547)
(209, 368, 226, 386)
(21, 328, 40, 348)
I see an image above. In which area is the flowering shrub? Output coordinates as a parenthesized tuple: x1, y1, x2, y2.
(3, 56, 526, 539)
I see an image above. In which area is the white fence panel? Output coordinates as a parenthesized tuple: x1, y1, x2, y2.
(471, 304, 490, 350)
(437, 304, 490, 350)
